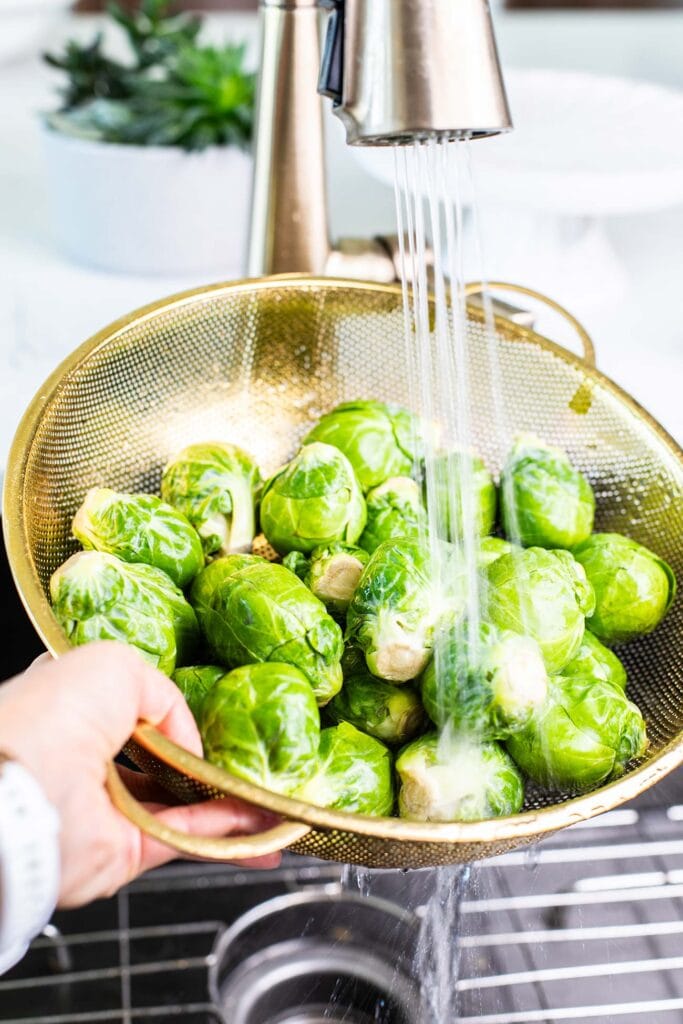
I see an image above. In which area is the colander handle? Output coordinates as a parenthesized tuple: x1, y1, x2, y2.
(105, 762, 312, 862)
(465, 281, 596, 368)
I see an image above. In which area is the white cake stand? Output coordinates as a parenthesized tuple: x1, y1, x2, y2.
(351, 69, 683, 333)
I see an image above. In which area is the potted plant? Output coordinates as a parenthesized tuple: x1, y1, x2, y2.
(42, 0, 256, 275)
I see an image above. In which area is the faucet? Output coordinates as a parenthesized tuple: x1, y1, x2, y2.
(247, 0, 511, 280)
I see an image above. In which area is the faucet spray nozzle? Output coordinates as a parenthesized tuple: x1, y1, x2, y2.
(319, 0, 512, 146)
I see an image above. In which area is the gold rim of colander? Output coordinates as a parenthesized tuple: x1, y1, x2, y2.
(4, 274, 683, 847)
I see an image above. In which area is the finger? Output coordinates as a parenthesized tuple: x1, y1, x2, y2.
(116, 764, 182, 806)
(135, 798, 283, 874)
(115, 767, 281, 827)
(51, 642, 204, 759)
(101, 642, 204, 757)
(26, 652, 51, 673)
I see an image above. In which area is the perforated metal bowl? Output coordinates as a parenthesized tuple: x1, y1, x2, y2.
(4, 276, 682, 867)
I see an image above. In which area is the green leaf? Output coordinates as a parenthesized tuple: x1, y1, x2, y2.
(43, 3, 255, 152)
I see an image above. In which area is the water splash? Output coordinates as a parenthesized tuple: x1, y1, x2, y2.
(415, 865, 471, 1022)
(340, 863, 373, 898)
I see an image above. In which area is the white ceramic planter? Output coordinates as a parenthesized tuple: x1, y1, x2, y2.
(0, 0, 71, 66)
(42, 128, 253, 276)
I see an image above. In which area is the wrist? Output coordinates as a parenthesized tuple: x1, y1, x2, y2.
(0, 700, 64, 809)
(0, 753, 61, 972)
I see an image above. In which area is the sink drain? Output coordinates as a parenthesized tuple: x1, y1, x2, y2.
(210, 890, 420, 1024)
(269, 1010, 378, 1024)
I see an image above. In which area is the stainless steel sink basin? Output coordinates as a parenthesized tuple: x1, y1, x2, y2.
(4, 797, 683, 1023)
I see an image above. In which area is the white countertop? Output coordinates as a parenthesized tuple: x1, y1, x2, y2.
(0, 10, 682, 482)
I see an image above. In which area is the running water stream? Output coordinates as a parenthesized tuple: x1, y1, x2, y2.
(342, 136, 526, 1021)
(392, 137, 483, 1023)
(340, 136, 531, 1022)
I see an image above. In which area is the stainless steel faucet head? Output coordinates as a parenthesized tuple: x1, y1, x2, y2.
(319, 0, 513, 145)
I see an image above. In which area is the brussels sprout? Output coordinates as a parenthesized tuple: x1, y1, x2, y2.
(161, 442, 262, 556)
(359, 476, 427, 554)
(172, 665, 225, 720)
(72, 488, 204, 588)
(282, 550, 310, 581)
(327, 673, 427, 745)
(346, 538, 465, 683)
(572, 533, 676, 643)
(561, 630, 627, 690)
(341, 644, 367, 679)
(304, 400, 423, 492)
(200, 663, 320, 795)
(298, 543, 370, 616)
(189, 554, 265, 654)
(484, 547, 595, 673)
(190, 555, 343, 705)
(50, 550, 199, 674)
(396, 732, 524, 822)
(500, 435, 595, 549)
(506, 674, 648, 793)
(478, 537, 514, 569)
(190, 552, 263, 611)
(425, 451, 497, 540)
(260, 442, 366, 555)
(421, 623, 548, 740)
(296, 722, 394, 815)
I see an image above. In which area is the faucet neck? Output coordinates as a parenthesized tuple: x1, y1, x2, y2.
(248, 0, 331, 276)
(261, 0, 319, 6)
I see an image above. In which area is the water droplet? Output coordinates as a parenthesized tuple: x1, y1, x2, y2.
(524, 844, 540, 872)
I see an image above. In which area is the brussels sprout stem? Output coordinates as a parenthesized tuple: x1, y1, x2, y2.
(313, 553, 364, 605)
(199, 513, 230, 553)
(368, 612, 429, 681)
(222, 479, 257, 554)
(496, 641, 548, 716)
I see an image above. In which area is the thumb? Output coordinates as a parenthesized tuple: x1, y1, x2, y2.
(51, 642, 204, 760)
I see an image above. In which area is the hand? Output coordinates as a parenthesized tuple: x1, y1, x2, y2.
(0, 642, 281, 908)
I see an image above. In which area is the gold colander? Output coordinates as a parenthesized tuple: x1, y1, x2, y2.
(4, 275, 683, 869)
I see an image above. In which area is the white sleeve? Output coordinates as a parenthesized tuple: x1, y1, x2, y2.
(0, 759, 61, 974)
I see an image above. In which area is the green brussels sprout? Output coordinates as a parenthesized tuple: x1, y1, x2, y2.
(561, 630, 627, 690)
(172, 665, 225, 720)
(327, 672, 427, 745)
(478, 537, 514, 569)
(161, 442, 262, 557)
(346, 537, 465, 683)
(396, 732, 524, 822)
(341, 643, 366, 679)
(189, 554, 266, 658)
(500, 435, 595, 549)
(284, 543, 370, 616)
(421, 623, 548, 740)
(484, 547, 595, 673)
(296, 722, 394, 815)
(304, 400, 423, 492)
(200, 663, 320, 795)
(190, 552, 263, 611)
(260, 442, 366, 555)
(72, 487, 204, 588)
(425, 451, 497, 540)
(190, 555, 343, 705)
(572, 533, 676, 643)
(282, 550, 310, 581)
(359, 476, 427, 554)
(506, 674, 648, 793)
(50, 550, 199, 674)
